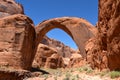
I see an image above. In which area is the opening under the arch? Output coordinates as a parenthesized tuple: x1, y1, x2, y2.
(46, 28, 78, 50)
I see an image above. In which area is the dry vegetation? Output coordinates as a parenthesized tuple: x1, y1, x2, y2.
(26, 65, 120, 80)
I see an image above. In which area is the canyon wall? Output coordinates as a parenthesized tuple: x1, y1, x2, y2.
(88, 0, 120, 71)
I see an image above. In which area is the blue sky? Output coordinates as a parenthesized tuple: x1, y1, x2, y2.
(16, 0, 98, 49)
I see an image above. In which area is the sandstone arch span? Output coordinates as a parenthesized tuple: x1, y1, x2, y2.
(35, 17, 97, 57)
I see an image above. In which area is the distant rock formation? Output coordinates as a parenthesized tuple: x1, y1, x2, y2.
(33, 36, 79, 69)
(41, 36, 78, 58)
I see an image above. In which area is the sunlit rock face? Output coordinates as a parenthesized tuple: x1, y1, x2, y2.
(41, 36, 78, 58)
(88, 0, 120, 71)
(32, 44, 65, 69)
(0, 0, 36, 70)
(33, 37, 78, 69)
(0, 14, 36, 70)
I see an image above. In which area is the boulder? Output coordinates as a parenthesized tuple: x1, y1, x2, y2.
(33, 44, 57, 68)
(67, 53, 86, 68)
(0, 14, 36, 70)
(33, 43, 65, 69)
(45, 54, 65, 69)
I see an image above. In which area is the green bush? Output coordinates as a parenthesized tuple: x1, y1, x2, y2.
(63, 72, 71, 80)
(78, 65, 93, 73)
(71, 74, 79, 80)
(109, 71, 120, 79)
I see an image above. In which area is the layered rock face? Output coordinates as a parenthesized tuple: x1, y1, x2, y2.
(0, 14, 36, 70)
(101, 0, 120, 70)
(33, 44, 65, 69)
(0, 0, 36, 70)
(41, 36, 78, 58)
(88, 0, 120, 70)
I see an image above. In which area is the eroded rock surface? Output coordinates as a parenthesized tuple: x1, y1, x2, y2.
(33, 44, 65, 69)
(0, 0, 24, 15)
(88, 0, 120, 70)
(67, 53, 86, 68)
(0, 69, 32, 80)
(45, 53, 65, 69)
(0, 14, 36, 70)
(41, 36, 78, 58)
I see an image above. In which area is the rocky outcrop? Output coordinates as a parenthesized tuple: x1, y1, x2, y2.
(0, 69, 32, 80)
(67, 53, 86, 68)
(104, 0, 120, 71)
(41, 36, 78, 58)
(44, 54, 65, 69)
(0, 12, 10, 18)
(33, 44, 65, 69)
(88, 0, 120, 70)
(0, 0, 24, 15)
(33, 36, 82, 69)
(33, 44, 57, 68)
(0, 14, 36, 70)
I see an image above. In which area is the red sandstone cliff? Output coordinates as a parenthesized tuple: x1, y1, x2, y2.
(87, 0, 120, 71)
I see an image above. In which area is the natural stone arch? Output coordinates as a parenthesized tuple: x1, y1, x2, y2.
(35, 17, 97, 57)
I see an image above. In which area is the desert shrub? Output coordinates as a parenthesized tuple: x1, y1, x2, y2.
(71, 74, 79, 80)
(109, 71, 120, 79)
(78, 65, 93, 73)
(63, 72, 71, 80)
(100, 72, 107, 77)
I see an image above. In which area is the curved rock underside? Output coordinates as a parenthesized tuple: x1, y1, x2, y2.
(35, 17, 97, 58)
